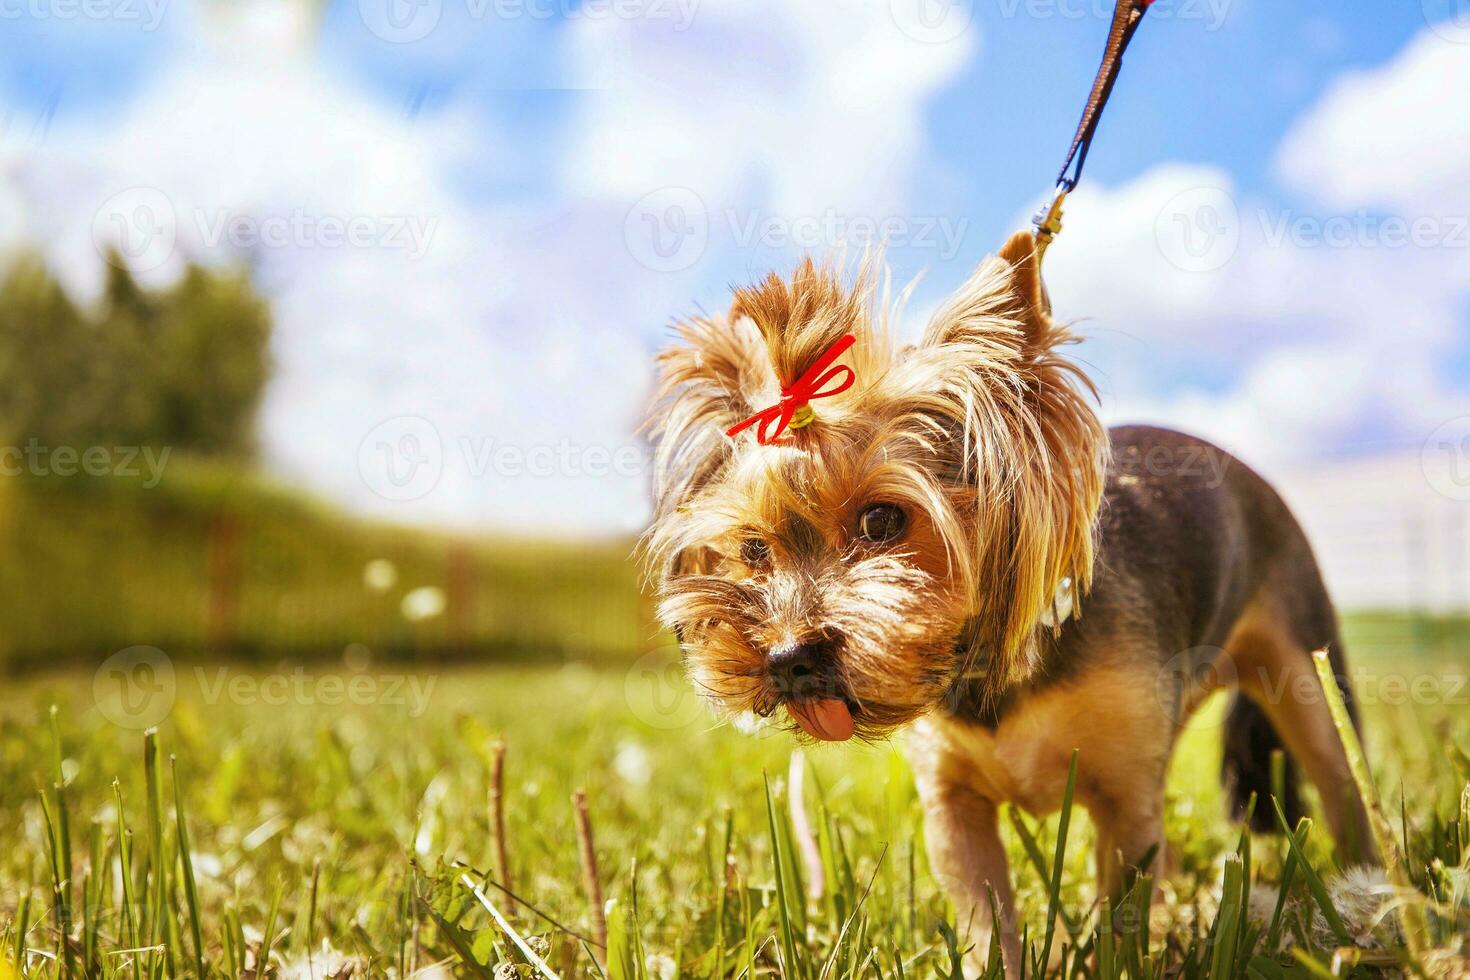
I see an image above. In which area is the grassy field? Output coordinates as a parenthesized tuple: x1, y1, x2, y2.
(0, 465, 644, 671)
(2, 633, 1468, 978)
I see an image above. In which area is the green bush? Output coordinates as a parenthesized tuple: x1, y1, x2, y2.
(0, 252, 271, 458)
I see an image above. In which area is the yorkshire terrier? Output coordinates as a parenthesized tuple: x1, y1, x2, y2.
(642, 231, 1372, 974)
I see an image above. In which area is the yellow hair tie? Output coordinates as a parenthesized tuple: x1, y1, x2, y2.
(787, 404, 816, 430)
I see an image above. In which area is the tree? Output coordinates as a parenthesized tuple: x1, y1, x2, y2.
(0, 252, 274, 459)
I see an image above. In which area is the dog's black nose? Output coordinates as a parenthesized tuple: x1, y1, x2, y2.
(767, 638, 836, 700)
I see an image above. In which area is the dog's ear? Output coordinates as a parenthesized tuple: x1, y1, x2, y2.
(644, 312, 771, 526)
(641, 314, 767, 588)
(927, 229, 1058, 357)
(995, 229, 1050, 342)
(901, 230, 1106, 696)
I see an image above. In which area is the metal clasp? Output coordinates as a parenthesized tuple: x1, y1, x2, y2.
(1031, 183, 1070, 266)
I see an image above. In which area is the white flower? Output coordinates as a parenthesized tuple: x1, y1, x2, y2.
(613, 740, 652, 786)
(363, 559, 398, 592)
(401, 586, 446, 622)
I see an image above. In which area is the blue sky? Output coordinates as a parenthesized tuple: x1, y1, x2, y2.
(1, 0, 1467, 532)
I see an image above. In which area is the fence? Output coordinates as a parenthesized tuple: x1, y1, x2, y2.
(0, 475, 654, 671)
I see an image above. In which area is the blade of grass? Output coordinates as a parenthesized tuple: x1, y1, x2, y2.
(1007, 807, 1085, 941)
(1097, 899, 1115, 980)
(259, 877, 285, 978)
(572, 789, 608, 967)
(113, 781, 142, 980)
(12, 894, 30, 973)
(1310, 648, 1429, 957)
(715, 808, 732, 980)
(1264, 817, 1309, 954)
(765, 773, 806, 980)
(1207, 854, 1244, 980)
(169, 757, 205, 980)
(459, 874, 561, 979)
(788, 751, 825, 903)
(418, 897, 494, 980)
(816, 842, 886, 980)
(1036, 750, 1079, 974)
(47, 708, 75, 980)
(1270, 800, 1350, 946)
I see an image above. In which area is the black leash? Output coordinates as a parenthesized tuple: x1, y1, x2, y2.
(1033, 0, 1155, 264)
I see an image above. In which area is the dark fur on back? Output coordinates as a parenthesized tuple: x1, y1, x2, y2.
(945, 424, 1357, 830)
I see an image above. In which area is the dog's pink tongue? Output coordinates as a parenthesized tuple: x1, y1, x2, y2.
(788, 699, 854, 742)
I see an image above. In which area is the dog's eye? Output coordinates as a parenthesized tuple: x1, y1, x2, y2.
(857, 504, 907, 544)
(740, 538, 771, 567)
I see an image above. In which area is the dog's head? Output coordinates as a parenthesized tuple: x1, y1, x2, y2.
(641, 232, 1107, 741)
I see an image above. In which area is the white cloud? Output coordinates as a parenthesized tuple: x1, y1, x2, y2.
(560, 0, 977, 217)
(0, 0, 981, 533)
(1, 1, 669, 532)
(1040, 28, 1470, 471)
(1276, 28, 1470, 218)
(4, 7, 1464, 542)
(1044, 165, 1464, 357)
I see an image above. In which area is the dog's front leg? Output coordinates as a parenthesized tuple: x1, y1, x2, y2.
(922, 784, 1021, 979)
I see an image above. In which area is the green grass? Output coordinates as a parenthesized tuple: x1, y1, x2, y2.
(0, 463, 645, 671)
(2, 640, 1468, 978)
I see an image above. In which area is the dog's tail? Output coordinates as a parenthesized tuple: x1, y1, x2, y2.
(1220, 695, 1303, 833)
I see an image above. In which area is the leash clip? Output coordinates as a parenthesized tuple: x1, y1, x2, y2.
(1031, 183, 1070, 265)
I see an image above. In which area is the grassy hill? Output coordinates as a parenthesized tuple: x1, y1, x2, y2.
(0, 458, 1460, 675)
(0, 461, 654, 672)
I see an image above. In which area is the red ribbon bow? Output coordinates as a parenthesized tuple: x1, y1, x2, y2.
(726, 334, 857, 445)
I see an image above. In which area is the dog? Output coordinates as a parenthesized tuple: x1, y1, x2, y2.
(642, 231, 1373, 975)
